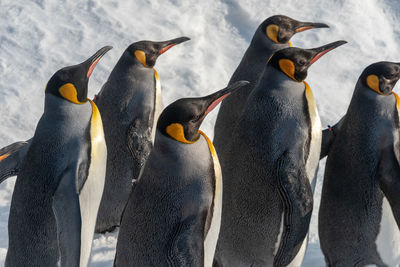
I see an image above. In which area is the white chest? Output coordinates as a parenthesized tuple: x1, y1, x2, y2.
(78, 100, 107, 267)
(304, 82, 322, 189)
(152, 69, 163, 143)
(201, 132, 223, 267)
(376, 196, 400, 267)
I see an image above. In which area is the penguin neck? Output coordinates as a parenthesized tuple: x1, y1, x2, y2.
(254, 66, 305, 97)
(153, 129, 211, 167)
(44, 93, 90, 116)
(345, 81, 396, 141)
(349, 81, 396, 118)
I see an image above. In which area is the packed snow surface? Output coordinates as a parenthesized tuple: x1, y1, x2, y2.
(1, 0, 400, 266)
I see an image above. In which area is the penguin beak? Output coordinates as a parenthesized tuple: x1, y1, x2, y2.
(158, 37, 190, 55)
(204, 81, 250, 115)
(277, 20, 329, 44)
(295, 22, 329, 33)
(85, 46, 113, 78)
(307, 40, 347, 66)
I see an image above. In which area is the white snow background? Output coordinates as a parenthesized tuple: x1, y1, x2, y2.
(1, 0, 400, 266)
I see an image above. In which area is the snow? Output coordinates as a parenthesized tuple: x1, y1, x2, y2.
(1, 0, 400, 265)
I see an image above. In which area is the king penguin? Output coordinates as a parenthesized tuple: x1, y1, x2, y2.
(214, 41, 346, 267)
(319, 61, 400, 267)
(214, 15, 328, 160)
(94, 37, 190, 233)
(114, 81, 249, 267)
(5, 46, 111, 267)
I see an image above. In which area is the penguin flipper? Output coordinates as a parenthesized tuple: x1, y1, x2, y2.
(126, 115, 153, 178)
(0, 139, 31, 183)
(274, 152, 313, 266)
(378, 145, 400, 228)
(166, 213, 205, 266)
(52, 167, 82, 267)
(320, 116, 345, 159)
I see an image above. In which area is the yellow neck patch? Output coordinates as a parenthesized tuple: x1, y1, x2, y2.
(198, 130, 216, 157)
(366, 74, 382, 94)
(134, 50, 149, 68)
(288, 41, 293, 47)
(166, 123, 200, 144)
(266, 24, 280, 44)
(393, 92, 400, 112)
(279, 59, 297, 81)
(58, 83, 87, 104)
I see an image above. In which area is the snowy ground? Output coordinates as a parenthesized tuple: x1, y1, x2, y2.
(1, 0, 400, 266)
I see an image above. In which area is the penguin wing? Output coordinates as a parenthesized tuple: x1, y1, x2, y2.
(126, 111, 153, 177)
(52, 167, 82, 266)
(274, 152, 313, 266)
(378, 144, 400, 228)
(166, 213, 206, 266)
(320, 116, 345, 159)
(0, 139, 31, 183)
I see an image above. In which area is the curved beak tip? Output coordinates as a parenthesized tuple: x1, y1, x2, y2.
(335, 40, 348, 47)
(173, 36, 191, 45)
(318, 23, 330, 28)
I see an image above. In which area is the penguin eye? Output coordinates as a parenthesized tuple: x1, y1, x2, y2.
(386, 72, 397, 80)
(298, 59, 306, 66)
(190, 114, 202, 123)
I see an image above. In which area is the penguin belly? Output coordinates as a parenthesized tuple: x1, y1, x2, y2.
(375, 196, 400, 267)
(304, 82, 322, 188)
(78, 100, 107, 267)
(151, 69, 163, 142)
(201, 131, 223, 267)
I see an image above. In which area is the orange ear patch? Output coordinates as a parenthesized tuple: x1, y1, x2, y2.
(134, 50, 149, 68)
(279, 59, 297, 81)
(266, 24, 280, 44)
(366, 75, 382, 94)
(58, 83, 87, 104)
(166, 123, 199, 144)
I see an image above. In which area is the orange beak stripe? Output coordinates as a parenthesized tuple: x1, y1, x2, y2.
(87, 57, 101, 78)
(296, 26, 313, 33)
(160, 44, 176, 54)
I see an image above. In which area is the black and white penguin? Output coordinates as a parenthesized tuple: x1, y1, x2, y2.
(5, 46, 111, 267)
(214, 15, 328, 160)
(114, 81, 248, 267)
(94, 37, 190, 233)
(214, 41, 346, 266)
(319, 61, 400, 267)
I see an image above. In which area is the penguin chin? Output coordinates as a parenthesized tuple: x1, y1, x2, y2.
(380, 87, 393, 95)
(145, 55, 157, 68)
(295, 71, 307, 82)
(277, 32, 293, 44)
(77, 87, 89, 102)
(184, 123, 202, 142)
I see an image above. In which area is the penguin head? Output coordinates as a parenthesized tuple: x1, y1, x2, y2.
(127, 37, 190, 68)
(157, 81, 249, 143)
(268, 40, 347, 82)
(45, 46, 112, 104)
(260, 15, 329, 45)
(361, 62, 400, 95)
